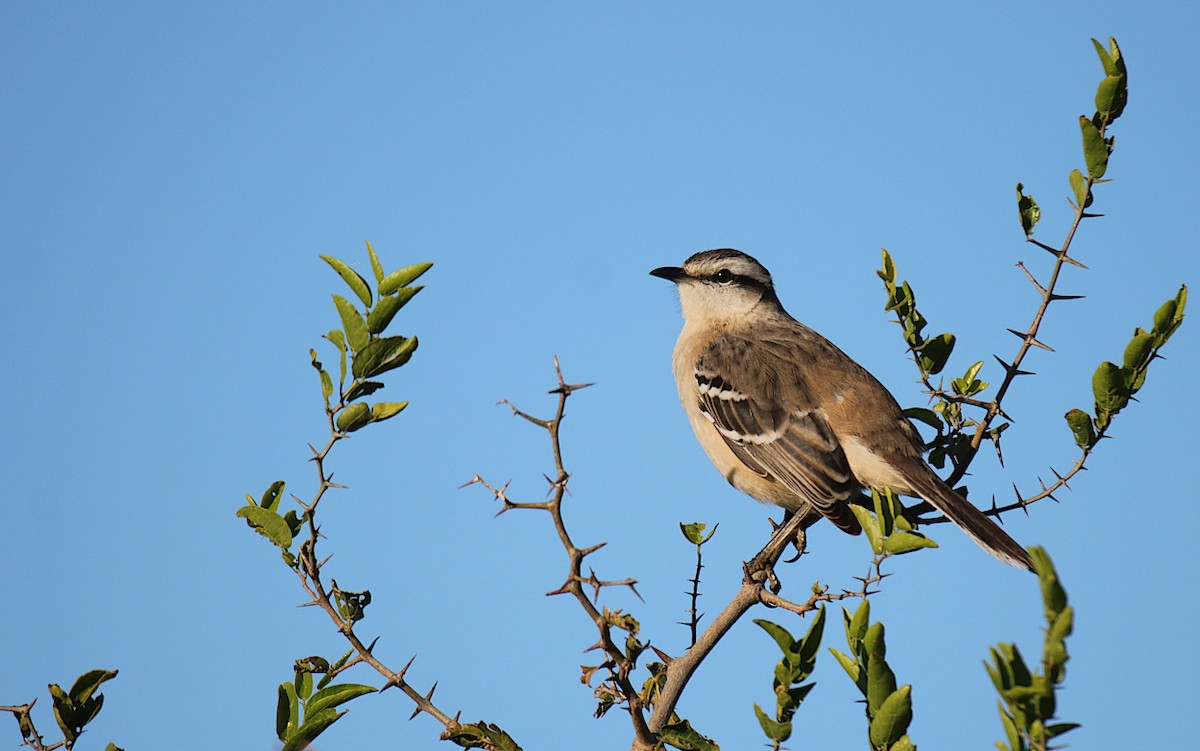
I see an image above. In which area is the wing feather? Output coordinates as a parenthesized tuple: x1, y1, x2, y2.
(694, 337, 860, 533)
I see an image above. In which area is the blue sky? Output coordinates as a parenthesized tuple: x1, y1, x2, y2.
(3, 3, 1196, 749)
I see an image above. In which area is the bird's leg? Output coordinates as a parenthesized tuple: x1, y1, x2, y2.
(743, 512, 808, 594)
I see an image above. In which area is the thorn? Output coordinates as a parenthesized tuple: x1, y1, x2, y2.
(579, 542, 608, 558)
(1027, 238, 1060, 255)
(551, 381, 597, 395)
(1059, 254, 1089, 269)
(651, 645, 674, 664)
(408, 681, 438, 721)
(627, 581, 645, 602)
(365, 636, 380, 654)
(396, 654, 417, 682)
(1048, 292, 1085, 301)
(458, 475, 482, 489)
(993, 355, 1035, 377)
(1015, 262, 1047, 294)
(1079, 211, 1106, 219)
(546, 582, 572, 597)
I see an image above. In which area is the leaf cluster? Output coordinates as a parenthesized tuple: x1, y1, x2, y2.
(1067, 285, 1186, 445)
(319, 241, 429, 433)
(751, 606, 826, 749)
(46, 670, 118, 750)
(880, 250, 999, 473)
(442, 722, 522, 750)
(851, 488, 939, 558)
(276, 653, 376, 751)
(233, 241, 439, 750)
(828, 601, 916, 751)
(987, 547, 1077, 751)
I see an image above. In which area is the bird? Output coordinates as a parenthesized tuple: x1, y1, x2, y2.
(650, 248, 1034, 572)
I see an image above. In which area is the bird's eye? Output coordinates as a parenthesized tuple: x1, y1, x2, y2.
(713, 269, 734, 285)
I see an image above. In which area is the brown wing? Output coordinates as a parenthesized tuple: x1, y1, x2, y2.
(694, 336, 860, 533)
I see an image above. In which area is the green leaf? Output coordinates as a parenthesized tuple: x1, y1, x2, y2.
(366, 294, 404, 335)
(1123, 328, 1155, 372)
(872, 488, 895, 537)
(1063, 409, 1095, 448)
(366, 240, 384, 284)
(884, 530, 938, 555)
(371, 401, 409, 422)
(379, 262, 433, 296)
(847, 599, 871, 648)
(903, 407, 942, 431)
(890, 735, 917, 751)
(754, 618, 796, 655)
(1029, 546, 1067, 620)
(443, 722, 523, 750)
(295, 670, 312, 701)
(680, 521, 717, 545)
(869, 685, 913, 748)
(68, 669, 118, 704)
(1149, 286, 1187, 346)
(1091, 361, 1127, 426)
(1068, 169, 1091, 209)
(1016, 183, 1041, 237)
(237, 504, 294, 549)
(319, 369, 333, 402)
(1046, 722, 1082, 738)
(277, 682, 298, 741)
(260, 480, 286, 512)
(48, 683, 76, 742)
(73, 694, 104, 729)
(917, 333, 955, 375)
(999, 703, 1021, 751)
(797, 605, 827, 670)
(1095, 75, 1124, 120)
(1079, 117, 1110, 179)
(851, 505, 883, 555)
(282, 708, 345, 751)
(828, 648, 859, 684)
(878, 248, 896, 284)
(321, 255, 372, 308)
(324, 330, 347, 385)
(332, 295, 369, 353)
(1091, 37, 1119, 77)
(304, 683, 376, 718)
(344, 380, 385, 403)
(336, 402, 372, 433)
(753, 703, 791, 741)
(658, 718, 719, 751)
(865, 625, 897, 714)
(1091, 37, 1128, 121)
(352, 336, 418, 379)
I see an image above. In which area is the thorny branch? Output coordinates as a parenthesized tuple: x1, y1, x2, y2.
(292, 375, 460, 734)
(0, 701, 54, 751)
(468, 359, 885, 751)
(643, 518, 885, 748)
(905, 118, 1118, 524)
(466, 357, 656, 748)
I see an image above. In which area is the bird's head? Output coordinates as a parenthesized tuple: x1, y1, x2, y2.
(650, 248, 778, 322)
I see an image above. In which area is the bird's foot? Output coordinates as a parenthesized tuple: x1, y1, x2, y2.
(743, 515, 807, 594)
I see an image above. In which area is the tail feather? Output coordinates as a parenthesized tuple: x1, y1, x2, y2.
(913, 476, 1035, 572)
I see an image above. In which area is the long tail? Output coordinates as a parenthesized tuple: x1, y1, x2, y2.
(911, 475, 1035, 572)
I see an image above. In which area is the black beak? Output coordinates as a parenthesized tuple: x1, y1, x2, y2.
(649, 266, 687, 282)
